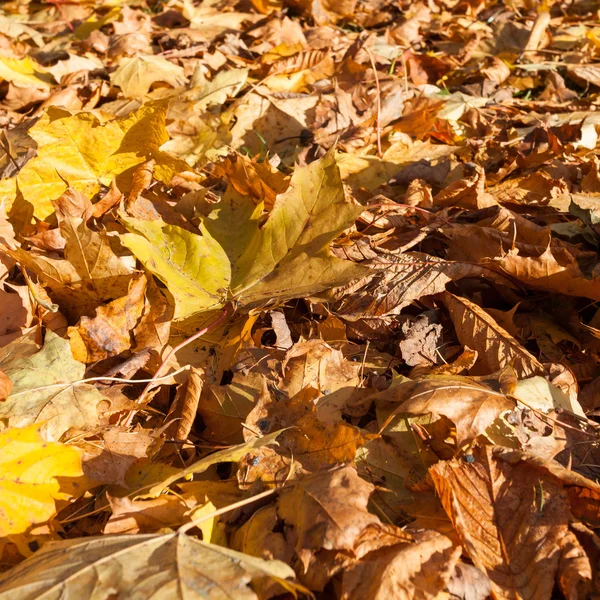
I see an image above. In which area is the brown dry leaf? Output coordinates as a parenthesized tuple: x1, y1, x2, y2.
(213, 153, 289, 210)
(340, 532, 462, 600)
(199, 372, 264, 444)
(442, 292, 544, 377)
(277, 465, 412, 570)
(0, 367, 12, 400)
(374, 375, 515, 445)
(445, 563, 492, 600)
(493, 449, 600, 527)
(334, 252, 513, 318)
(7, 216, 135, 319)
(287, 0, 357, 25)
(433, 165, 496, 209)
(164, 367, 204, 443)
(244, 385, 367, 472)
(104, 492, 196, 534)
(430, 446, 592, 600)
(67, 275, 146, 363)
(280, 340, 362, 422)
(494, 247, 600, 302)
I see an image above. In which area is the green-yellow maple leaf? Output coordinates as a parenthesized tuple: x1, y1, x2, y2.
(119, 218, 231, 321)
(122, 150, 367, 320)
(13, 103, 189, 219)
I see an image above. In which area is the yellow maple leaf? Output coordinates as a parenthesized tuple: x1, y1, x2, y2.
(0, 56, 53, 88)
(12, 102, 188, 219)
(0, 425, 88, 538)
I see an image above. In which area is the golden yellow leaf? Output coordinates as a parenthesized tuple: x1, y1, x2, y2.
(0, 424, 87, 538)
(0, 56, 52, 88)
(13, 103, 188, 219)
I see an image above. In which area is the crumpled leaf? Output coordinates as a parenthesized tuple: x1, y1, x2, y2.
(374, 375, 515, 445)
(442, 292, 544, 378)
(6, 212, 135, 318)
(340, 532, 462, 600)
(0, 424, 87, 537)
(245, 385, 367, 473)
(430, 445, 592, 600)
(334, 253, 513, 318)
(67, 275, 147, 362)
(0, 532, 305, 599)
(0, 331, 106, 440)
(12, 103, 188, 219)
(277, 465, 412, 570)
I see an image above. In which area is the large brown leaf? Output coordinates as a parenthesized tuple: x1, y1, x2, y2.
(334, 252, 513, 318)
(445, 220, 600, 301)
(340, 532, 462, 600)
(430, 446, 591, 600)
(374, 375, 515, 445)
(277, 466, 412, 569)
(442, 292, 544, 377)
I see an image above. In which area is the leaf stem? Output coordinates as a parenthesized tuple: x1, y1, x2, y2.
(132, 303, 232, 412)
(364, 45, 382, 159)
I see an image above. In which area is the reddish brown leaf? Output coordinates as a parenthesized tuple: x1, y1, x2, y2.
(430, 446, 592, 600)
(442, 292, 544, 377)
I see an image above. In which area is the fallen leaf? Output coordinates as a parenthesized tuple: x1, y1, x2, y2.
(374, 375, 515, 445)
(111, 54, 186, 98)
(244, 385, 367, 472)
(442, 292, 544, 377)
(164, 366, 204, 443)
(67, 274, 146, 362)
(341, 532, 462, 600)
(430, 446, 592, 600)
(13, 103, 188, 219)
(277, 465, 412, 569)
(0, 56, 52, 89)
(0, 532, 305, 599)
(0, 331, 106, 440)
(0, 424, 88, 537)
(334, 253, 513, 318)
(119, 216, 231, 320)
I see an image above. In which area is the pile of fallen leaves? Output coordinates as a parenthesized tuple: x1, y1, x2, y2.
(1, 0, 600, 597)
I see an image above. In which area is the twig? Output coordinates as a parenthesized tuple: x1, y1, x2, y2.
(178, 487, 278, 534)
(8, 367, 190, 398)
(364, 46, 382, 159)
(133, 303, 232, 408)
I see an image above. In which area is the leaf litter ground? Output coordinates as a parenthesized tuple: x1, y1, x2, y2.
(0, 0, 600, 598)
